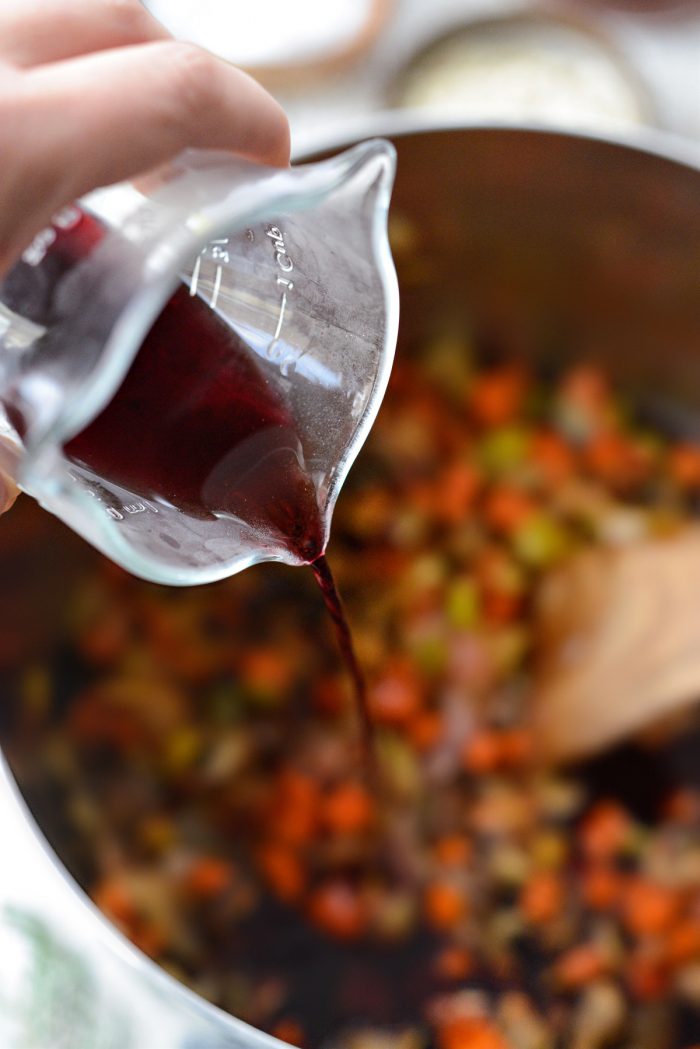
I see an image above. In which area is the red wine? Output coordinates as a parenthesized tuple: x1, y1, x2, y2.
(312, 554, 374, 757)
(66, 285, 324, 563)
(8, 208, 371, 743)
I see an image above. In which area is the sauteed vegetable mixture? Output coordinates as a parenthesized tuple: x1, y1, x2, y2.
(2, 343, 700, 1049)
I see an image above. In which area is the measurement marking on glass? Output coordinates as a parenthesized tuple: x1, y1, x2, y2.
(211, 266, 223, 309)
(273, 292, 288, 341)
(189, 254, 202, 297)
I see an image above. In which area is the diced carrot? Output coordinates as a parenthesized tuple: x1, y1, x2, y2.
(554, 944, 607, 988)
(483, 591, 522, 625)
(320, 782, 374, 835)
(368, 661, 423, 727)
(437, 1016, 510, 1049)
(530, 431, 575, 486)
(669, 443, 700, 489)
(185, 857, 235, 899)
(469, 366, 526, 428)
(484, 487, 537, 536)
(435, 461, 481, 525)
(664, 787, 700, 824)
(578, 801, 632, 860)
(308, 881, 368, 940)
(584, 433, 648, 488)
(624, 950, 669, 1001)
(434, 944, 475, 981)
(267, 803, 318, 847)
(276, 768, 317, 802)
(462, 731, 503, 774)
(622, 879, 680, 938)
(498, 728, 534, 767)
(257, 844, 305, 903)
(434, 835, 473, 868)
(665, 920, 700, 966)
(240, 647, 295, 694)
(93, 878, 137, 927)
(267, 769, 320, 845)
(519, 871, 564, 925)
(271, 1019, 305, 1047)
(408, 710, 443, 751)
(581, 865, 624, 911)
(424, 881, 468, 931)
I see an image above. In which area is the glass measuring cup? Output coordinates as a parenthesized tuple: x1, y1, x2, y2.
(0, 140, 398, 585)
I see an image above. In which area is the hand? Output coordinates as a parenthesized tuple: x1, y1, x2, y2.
(0, 0, 290, 277)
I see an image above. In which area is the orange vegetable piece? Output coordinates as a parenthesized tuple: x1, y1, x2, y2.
(435, 461, 481, 525)
(267, 804, 318, 847)
(271, 1020, 304, 1047)
(665, 920, 700, 966)
(320, 782, 374, 835)
(669, 443, 700, 489)
(530, 431, 575, 486)
(519, 871, 564, 925)
(277, 769, 319, 807)
(368, 661, 423, 727)
(483, 591, 522, 625)
(437, 1016, 510, 1049)
(434, 835, 473, 868)
(578, 800, 631, 860)
(408, 710, 443, 751)
(267, 770, 320, 845)
(585, 433, 647, 488)
(664, 787, 700, 824)
(424, 880, 468, 931)
(484, 487, 537, 536)
(555, 944, 607, 988)
(93, 878, 137, 927)
(469, 366, 526, 428)
(434, 944, 474, 981)
(240, 647, 294, 694)
(625, 950, 669, 1001)
(581, 865, 624, 911)
(498, 728, 534, 767)
(462, 731, 503, 775)
(622, 879, 680, 938)
(257, 844, 305, 903)
(185, 857, 235, 899)
(308, 881, 368, 940)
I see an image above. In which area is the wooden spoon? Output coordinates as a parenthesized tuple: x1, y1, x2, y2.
(532, 526, 700, 762)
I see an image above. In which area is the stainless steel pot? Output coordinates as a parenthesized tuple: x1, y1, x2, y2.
(1, 122, 700, 1049)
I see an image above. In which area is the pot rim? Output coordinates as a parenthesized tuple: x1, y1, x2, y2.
(294, 110, 700, 175)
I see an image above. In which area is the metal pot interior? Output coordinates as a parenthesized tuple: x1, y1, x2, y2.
(386, 127, 700, 437)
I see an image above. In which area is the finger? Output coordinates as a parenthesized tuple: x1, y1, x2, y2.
(0, 0, 169, 69)
(1, 41, 290, 273)
(0, 433, 20, 515)
(0, 472, 19, 515)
